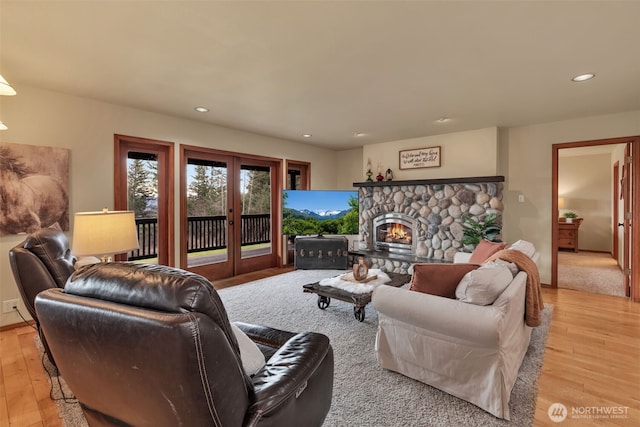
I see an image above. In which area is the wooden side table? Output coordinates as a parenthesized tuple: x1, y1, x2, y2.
(558, 218, 583, 252)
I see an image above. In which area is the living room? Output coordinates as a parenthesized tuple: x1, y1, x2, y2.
(1, 1, 639, 426)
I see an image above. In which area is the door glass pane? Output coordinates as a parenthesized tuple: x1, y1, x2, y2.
(240, 165, 271, 259)
(127, 152, 158, 264)
(186, 158, 228, 267)
(287, 169, 301, 190)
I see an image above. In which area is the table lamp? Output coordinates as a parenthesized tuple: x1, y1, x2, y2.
(72, 208, 139, 262)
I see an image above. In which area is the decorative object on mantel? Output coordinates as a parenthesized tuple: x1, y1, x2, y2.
(353, 175, 505, 187)
(385, 168, 393, 181)
(366, 159, 373, 182)
(376, 162, 384, 181)
(399, 146, 441, 169)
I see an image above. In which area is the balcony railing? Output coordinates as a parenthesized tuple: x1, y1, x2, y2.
(129, 214, 271, 261)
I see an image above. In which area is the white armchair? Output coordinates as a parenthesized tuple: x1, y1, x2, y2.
(372, 251, 538, 420)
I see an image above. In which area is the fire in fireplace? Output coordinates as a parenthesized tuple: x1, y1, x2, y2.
(381, 223, 412, 244)
(373, 213, 417, 254)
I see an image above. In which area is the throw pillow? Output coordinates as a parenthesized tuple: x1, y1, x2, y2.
(492, 258, 519, 277)
(468, 239, 508, 264)
(455, 261, 513, 305)
(230, 323, 266, 376)
(409, 263, 480, 298)
(508, 239, 536, 258)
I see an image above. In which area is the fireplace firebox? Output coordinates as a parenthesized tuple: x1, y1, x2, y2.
(373, 213, 417, 254)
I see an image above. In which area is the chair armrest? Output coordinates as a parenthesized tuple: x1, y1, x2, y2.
(372, 285, 503, 344)
(248, 332, 331, 415)
(234, 321, 296, 349)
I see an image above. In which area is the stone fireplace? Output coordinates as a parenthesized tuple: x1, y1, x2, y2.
(354, 176, 504, 273)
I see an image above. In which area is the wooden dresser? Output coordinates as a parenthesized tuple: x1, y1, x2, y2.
(558, 218, 583, 252)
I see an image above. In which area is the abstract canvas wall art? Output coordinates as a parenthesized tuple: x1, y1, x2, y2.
(0, 142, 70, 236)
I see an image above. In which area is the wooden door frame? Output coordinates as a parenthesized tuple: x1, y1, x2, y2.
(285, 160, 311, 190)
(283, 160, 311, 266)
(551, 136, 640, 301)
(613, 161, 620, 263)
(114, 134, 175, 266)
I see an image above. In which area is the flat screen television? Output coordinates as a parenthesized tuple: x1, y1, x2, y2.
(282, 189, 359, 236)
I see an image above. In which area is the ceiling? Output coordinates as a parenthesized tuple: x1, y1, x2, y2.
(1, 1, 639, 150)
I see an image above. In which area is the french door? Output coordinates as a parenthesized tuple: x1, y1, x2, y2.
(180, 145, 281, 279)
(114, 135, 174, 266)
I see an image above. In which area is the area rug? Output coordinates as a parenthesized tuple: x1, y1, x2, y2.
(41, 269, 553, 427)
(558, 251, 625, 297)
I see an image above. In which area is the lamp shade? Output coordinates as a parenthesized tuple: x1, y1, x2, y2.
(558, 197, 566, 209)
(72, 210, 139, 257)
(0, 74, 17, 96)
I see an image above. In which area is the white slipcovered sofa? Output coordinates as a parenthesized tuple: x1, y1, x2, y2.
(371, 246, 539, 420)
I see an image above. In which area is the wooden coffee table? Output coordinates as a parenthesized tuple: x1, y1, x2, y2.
(303, 272, 411, 322)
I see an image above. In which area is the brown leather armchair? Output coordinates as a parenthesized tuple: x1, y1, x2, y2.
(9, 227, 76, 366)
(35, 263, 334, 427)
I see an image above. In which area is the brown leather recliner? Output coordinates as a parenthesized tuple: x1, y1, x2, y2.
(9, 227, 76, 366)
(35, 262, 334, 427)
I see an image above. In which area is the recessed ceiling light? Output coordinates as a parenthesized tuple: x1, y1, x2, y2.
(436, 117, 451, 123)
(354, 132, 366, 137)
(194, 106, 209, 113)
(571, 73, 595, 82)
(302, 133, 312, 138)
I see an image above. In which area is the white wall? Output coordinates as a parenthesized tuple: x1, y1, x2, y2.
(559, 153, 612, 252)
(362, 127, 499, 180)
(503, 110, 640, 284)
(0, 84, 340, 326)
(335, 147, 364, 188)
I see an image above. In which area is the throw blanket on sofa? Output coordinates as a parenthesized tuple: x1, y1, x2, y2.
(484, 249, 544, 327)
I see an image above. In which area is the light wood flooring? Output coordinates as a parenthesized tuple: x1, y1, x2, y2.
(1, 268, 639, 426)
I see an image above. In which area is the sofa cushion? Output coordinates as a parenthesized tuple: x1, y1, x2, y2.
(455, 261, 513, 305)
(230, 323, 266, 376)
(468, 239, 508, 264)
(410, 263, 479, 298)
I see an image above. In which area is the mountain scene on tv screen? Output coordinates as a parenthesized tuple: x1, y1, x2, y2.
(282, 191, 358, 236)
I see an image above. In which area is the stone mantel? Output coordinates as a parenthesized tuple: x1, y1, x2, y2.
(353, 175, 504, 188)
